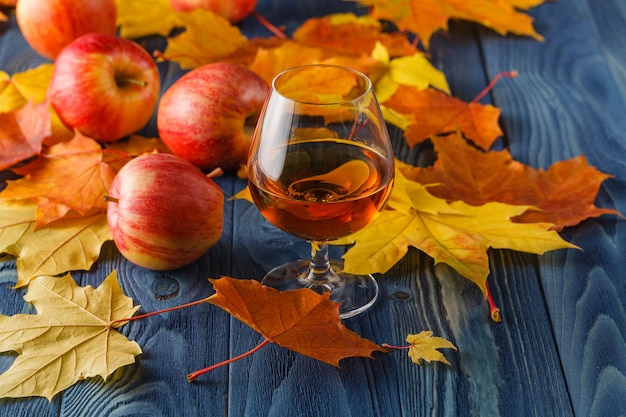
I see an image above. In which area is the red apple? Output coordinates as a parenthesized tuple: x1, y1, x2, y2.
(157, 62, 269, 172)
(106, 153, 224, 270)
(169, 0, 257, 23)
(16, 0, 116, 60)
(49, 33, 161, 143)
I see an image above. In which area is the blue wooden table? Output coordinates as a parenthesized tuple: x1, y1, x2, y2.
(2, 0, 626, 416)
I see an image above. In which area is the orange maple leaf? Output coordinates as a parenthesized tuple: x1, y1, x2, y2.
(222, 37, 288, 68)
(207, 277, 386, 367)
(1, 131, 116, 228)
(292, 13, 416, 58)
(359, 0, 544, 48)
(248, 40, 380, 86)
(0, 101, 50, 170)
(399, 134, 622, 230)
(383, 87, 502, 149)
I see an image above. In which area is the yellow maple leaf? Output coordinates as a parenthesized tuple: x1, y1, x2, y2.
(335, 168, 577, 295)
(0, 200, 111, 288)
(0, 71, 21, 113)
(371, 42, 450, 103)
(7, 64, 54, 104)
(405, 331, 457, 365)
(162, 9, 248, 69)
(115, 0, 182, 38)
(0, 64, 54, 113)
(360, 0, 544, 48)
(0, 271, 141, 400)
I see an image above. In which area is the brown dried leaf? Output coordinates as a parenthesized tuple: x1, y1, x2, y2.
(208, 277, 386, 366)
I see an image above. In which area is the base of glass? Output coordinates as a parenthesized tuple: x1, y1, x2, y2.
(261, 259, 379, 319)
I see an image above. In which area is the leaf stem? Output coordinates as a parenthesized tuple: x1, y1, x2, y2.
(471, 70, 518, 103)
(347, 118, 369, 141)
(110, 295, 214, 327)
(381, 343, 411, 350)
(252, 11, 287, 39)
(485, 280, 501, 323)
(187, 338, 272, 382)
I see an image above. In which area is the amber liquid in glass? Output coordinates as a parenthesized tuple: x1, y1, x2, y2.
(249, 139, 394, 241)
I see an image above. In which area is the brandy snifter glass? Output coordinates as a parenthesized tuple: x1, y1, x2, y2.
(247, 64, 394, 318)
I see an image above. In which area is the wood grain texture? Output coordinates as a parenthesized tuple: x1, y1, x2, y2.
(477, 0, 626, 416)
(1, 0, 625, 415)
(0, 14, 48, 73)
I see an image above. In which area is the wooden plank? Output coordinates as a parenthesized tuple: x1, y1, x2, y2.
(582, 0, 626, 94)
(477, 0, 626, 416)
(556, 6, 626, 414)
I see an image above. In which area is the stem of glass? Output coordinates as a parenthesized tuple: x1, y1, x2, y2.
(304, 241, 341, 290)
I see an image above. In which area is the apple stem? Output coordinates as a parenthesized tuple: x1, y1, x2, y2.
(252, 11, 287, 39)
(187, 338, 272, 382)
(117, 78, 148, 88)
(103, 195, 119, 204)
(206, 167, 223, 179)
(471, 70, 518, 103)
